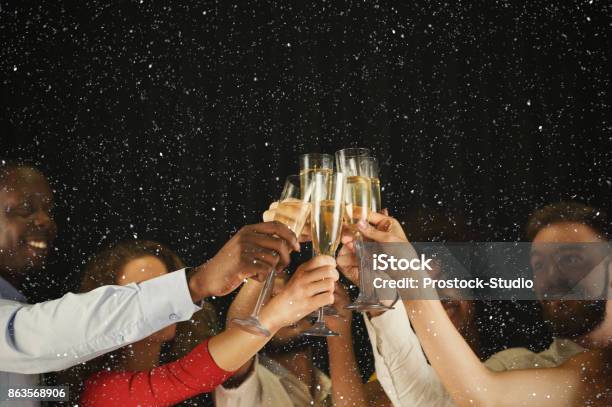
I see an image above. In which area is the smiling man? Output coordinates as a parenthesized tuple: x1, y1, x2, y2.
(0, 161, 303, 406)
(0, 164, 57, 407)
(0, 165, 57, 293)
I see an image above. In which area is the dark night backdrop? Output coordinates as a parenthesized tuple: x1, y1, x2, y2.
(1, 0, 611, 381)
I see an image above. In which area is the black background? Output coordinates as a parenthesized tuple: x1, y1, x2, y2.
(2, 0, 611, 379)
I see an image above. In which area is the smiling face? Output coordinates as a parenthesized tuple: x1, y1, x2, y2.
(531, 222, 607, 338)
(0, 167, 57, 278)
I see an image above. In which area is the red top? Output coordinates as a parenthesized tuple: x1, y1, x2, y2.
(80, 338, 233, 407)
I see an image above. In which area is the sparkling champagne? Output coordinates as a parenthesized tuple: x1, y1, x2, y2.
(344, 175, 371, 229)
(300, 168, 333, 200)
(274, 200, 310, 236)
(370, 177, 381, 213)
(312, 200, 344, 256)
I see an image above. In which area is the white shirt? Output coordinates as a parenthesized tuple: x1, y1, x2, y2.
(364, 300, 454, 407)
(0, 269, 200, 405)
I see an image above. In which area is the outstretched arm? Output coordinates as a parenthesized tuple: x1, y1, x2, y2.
(80, 255, 339, 407)
(403, 299, 596, 407)
(216, 278, 264, 390)
(1, 221, 299, 375)
(337, 234, 453, 407)
(209, 255, 338, 371)
(0, 269, 199, 374)
(358, 213, 601, 407)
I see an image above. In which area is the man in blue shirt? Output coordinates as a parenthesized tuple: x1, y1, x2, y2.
(0, 162, 299, 404)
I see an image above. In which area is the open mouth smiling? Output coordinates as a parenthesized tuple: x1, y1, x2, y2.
(27, 240, 48, 250)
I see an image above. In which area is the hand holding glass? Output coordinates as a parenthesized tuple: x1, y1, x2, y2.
(231, 175, 311, 336)
(338, 153, 391, 311)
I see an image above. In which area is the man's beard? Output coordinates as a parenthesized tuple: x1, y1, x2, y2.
(542, 300, 607, 339)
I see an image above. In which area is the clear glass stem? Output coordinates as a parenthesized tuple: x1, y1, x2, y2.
(313, 245, 331, 322)
(251, 269, 275, 317)
(354, 232, 373, 298)
(315, 306, 325, 323)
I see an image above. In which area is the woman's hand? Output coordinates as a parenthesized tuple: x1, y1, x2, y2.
(208, 258, 336, 373)
(337, 211, 409, 285)
(358, 212, 409, 243)
(259, 255, 338, 333)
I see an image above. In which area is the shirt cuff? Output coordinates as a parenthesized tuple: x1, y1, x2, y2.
(368, 300, 418, 356)
(137, 268, 201, 332)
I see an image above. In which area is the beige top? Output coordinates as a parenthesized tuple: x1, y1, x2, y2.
(214, 355, 332, 407)
(484, 337, 586, 372)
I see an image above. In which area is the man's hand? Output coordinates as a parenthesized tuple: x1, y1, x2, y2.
(188, 221, 300, 302)
(259, 255, 338, 333)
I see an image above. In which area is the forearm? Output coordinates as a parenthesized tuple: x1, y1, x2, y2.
(226, 279, 264, 321)
(216, 280, 264, 387)
(403, 299, 500, 407)
(1, 270, 198, 374)
(209, 305, 279, 372)
(404, 299, 591, 407)
(80, 338, 233, 407)
(327, 323, 367, 407)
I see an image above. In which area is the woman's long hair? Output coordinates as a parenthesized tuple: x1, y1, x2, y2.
(58, 240, 220, 404)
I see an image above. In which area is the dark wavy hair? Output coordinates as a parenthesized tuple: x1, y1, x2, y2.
(526, 201, 610, 241)
(79, 239, 185, 293)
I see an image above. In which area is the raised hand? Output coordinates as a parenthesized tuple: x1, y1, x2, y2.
(188, 221, 300, 301)
(259, 255, 339, 332)
(337, 211, 408, 285)
(357, 212, 408, 243)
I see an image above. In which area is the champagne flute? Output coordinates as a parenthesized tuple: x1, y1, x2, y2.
(231, 175, 312, 336)
(362, 156, 382, 213)
(300, 153, 339, 317)
(302, 171, 346, 337)
(360, 156, 393, 309)
(299, 153, 333, 195)
(338, 154, 390, 311)
(335, 148, 371, 171)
